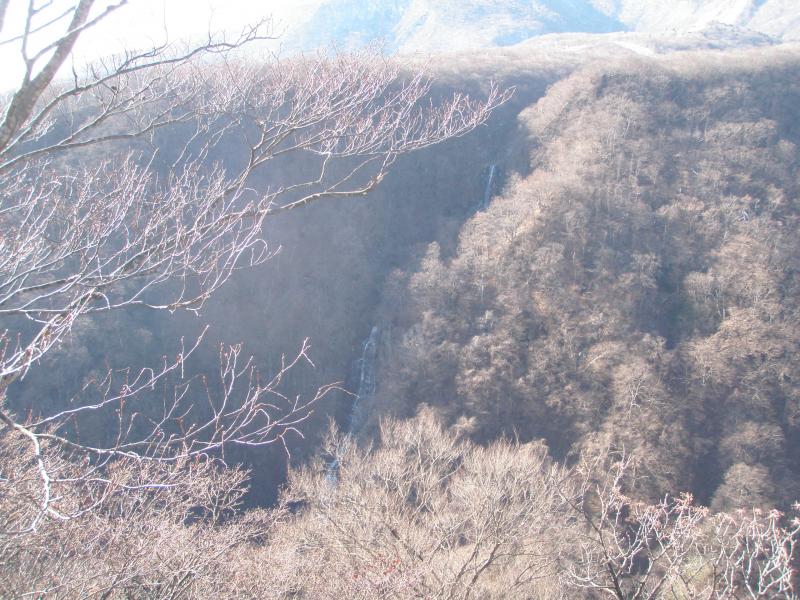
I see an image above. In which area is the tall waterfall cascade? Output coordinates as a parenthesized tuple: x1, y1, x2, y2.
(326, 326, 380, 483)
(349, 326, 380, 434)
(481, 164, 496, 211)
(476, 163, 502, 212)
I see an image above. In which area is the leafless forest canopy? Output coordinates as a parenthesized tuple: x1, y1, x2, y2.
(1, 5, 800, 595)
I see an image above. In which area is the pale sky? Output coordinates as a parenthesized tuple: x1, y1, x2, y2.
(0, 0, 327, 92)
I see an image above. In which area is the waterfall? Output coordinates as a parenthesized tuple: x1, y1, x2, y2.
(349, 326, 379, 433)
(326, 326, 380, 483)
(476, 164, 501, 212)
(481, 164, 496, 210)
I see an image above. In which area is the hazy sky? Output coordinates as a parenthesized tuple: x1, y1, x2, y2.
(0, 0, 327, 91)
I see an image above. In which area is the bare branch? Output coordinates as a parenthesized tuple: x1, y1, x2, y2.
(0, 4, 509, 592)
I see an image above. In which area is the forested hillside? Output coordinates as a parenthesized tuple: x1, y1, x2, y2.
(10, 44, 800, 511)
(370, 46, 800, 511)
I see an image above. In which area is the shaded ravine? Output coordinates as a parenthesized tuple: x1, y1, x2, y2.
(324, 159, 508, 485)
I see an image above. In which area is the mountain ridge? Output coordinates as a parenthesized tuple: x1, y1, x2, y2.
(289, 0, 798, 53)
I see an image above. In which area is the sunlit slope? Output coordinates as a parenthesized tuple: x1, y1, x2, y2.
(371, 45, 800, 509)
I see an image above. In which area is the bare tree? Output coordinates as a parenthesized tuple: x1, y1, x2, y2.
(269, 408, 570, 599)
(0, 0, 509, 590)
(562, 452, 800, 599)
(237, 413, 799, 599)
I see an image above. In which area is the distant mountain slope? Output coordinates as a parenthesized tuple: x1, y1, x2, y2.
(295, 0, 624, 52)
(293, 0, 409, 50)
(290, 0, 798, 53)
(511, 24, 777, 59)
(749, 0, 800, 40)
(594, 0, 800, 40)
(392, 0, 625, 52)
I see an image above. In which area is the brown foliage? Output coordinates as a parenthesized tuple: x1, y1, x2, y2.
(373, 48, 800, 509)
